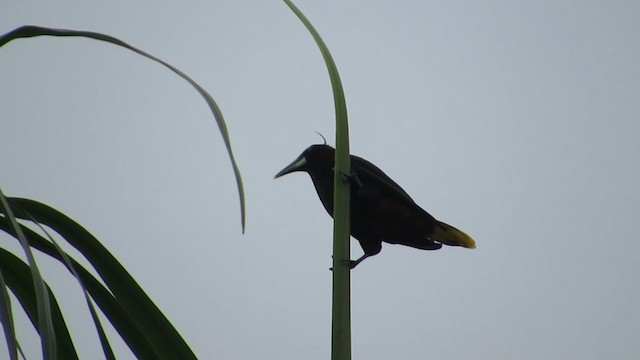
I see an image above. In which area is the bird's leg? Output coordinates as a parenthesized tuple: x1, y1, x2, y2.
(346, 254, 369, 269)
(329, 254, 369, 271)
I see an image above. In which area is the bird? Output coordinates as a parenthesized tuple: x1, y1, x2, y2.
(275, 144, 475, 268)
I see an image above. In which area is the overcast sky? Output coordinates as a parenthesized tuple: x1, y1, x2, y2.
(1, 1, 639, 359)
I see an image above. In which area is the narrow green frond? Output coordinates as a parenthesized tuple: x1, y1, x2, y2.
(0, 218, 162, 359)
(0, 189, 56, 359)
(2, 198, 195, 360)
(0, 249, 78, 360)
(283, 2, 352, 359)
(0, 25, 246, 233)
(15, 208, 116, 360)
(0, 269, 18, 360)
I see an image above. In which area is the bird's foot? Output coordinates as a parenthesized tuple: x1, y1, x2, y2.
(329, 259, 358, 271)
(344, 259, 358, 269)
(341, 170, 363, 187)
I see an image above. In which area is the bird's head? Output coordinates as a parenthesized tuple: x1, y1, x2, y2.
(275, 144, 335, 178)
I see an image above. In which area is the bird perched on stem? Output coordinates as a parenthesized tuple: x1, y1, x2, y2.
(275, 144, 476, 268)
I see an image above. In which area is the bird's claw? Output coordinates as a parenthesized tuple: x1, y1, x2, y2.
(341, 171, 363, 187)
(329, 259, 357, 271)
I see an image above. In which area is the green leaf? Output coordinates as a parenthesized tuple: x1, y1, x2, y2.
(0, 217, 162, 359)
(0, 268, 19, 360)
(282, 2, 352, 359)
(0, 25, 246, 233)
(0, 249, 78, 360)
(2, 198, 196, 360)
(0, 189, 57, 359)
(17, 209, 118, 360)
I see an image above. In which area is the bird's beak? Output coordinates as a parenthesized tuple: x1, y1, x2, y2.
(274, 155, 307, 178)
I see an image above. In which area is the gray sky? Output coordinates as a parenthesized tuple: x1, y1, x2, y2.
(1, 1, 639, 359)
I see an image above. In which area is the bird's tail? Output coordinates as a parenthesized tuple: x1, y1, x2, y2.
(432, 221, 476, 249)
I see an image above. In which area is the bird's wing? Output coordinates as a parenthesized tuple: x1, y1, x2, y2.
(350, 154, 417, 205)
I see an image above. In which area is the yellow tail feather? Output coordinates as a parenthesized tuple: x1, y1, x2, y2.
(432, 222, 476, 249)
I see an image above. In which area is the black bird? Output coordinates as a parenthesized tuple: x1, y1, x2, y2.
(275, 144, 475, 268)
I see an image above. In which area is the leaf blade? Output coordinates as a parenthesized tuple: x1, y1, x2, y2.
(0, 25, 246, 232)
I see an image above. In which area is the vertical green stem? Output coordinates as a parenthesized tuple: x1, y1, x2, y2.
(331, 123, 351, 360)
(283, 1, 351, 359)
